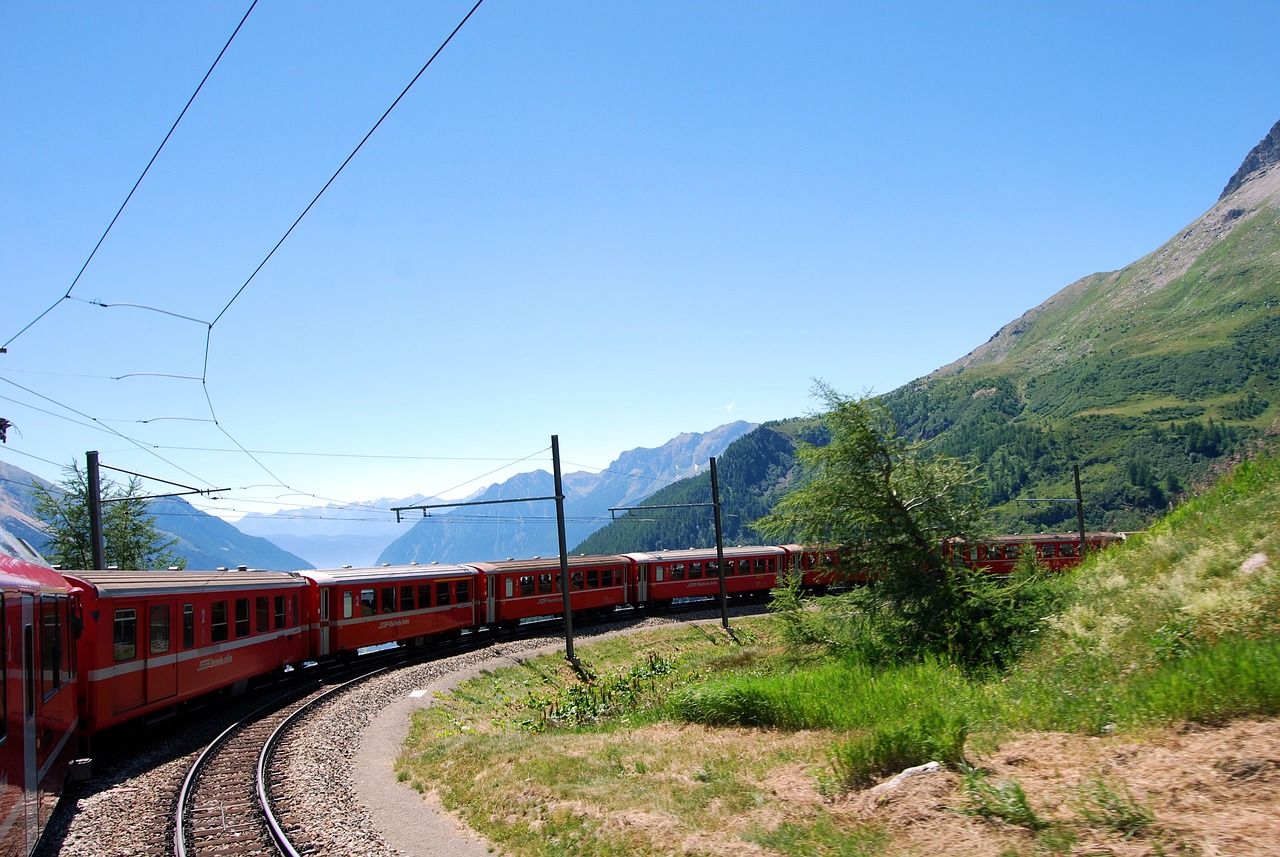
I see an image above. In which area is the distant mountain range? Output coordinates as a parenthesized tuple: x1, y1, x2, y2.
(232, 494, 436, 569)
(376, 421, 758, 565)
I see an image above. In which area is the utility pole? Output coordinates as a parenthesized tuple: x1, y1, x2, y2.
(711, 457, 728, 630)
(552, 435, 576, 664)
(87, 450, 105, 570)
(1074, 464, 1088, 558)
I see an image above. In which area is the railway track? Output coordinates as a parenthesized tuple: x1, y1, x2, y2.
(173, 656, 401, 857)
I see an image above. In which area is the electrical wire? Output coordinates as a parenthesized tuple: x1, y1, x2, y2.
(1, 0, 260, 352)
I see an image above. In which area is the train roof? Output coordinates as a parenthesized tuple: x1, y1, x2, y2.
(623, 545, 789, 562)
(468, 554, 630, 573)
(61, 567, 306, 598)
(301, 563, 478, 586)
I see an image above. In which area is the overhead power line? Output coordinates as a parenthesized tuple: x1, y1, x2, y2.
(2, 0, 260, 352)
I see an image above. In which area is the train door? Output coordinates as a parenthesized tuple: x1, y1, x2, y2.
(145, 603, 177, 703)
(21, 595, 37, 856)
(637, 564, 649, 603)
(317, 587, 331, 658)
(486, 575, 497, 626)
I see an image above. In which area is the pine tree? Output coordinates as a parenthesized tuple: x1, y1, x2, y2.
(32, 461, 185, 570)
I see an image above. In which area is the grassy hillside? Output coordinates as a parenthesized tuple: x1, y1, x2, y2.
(580, 130, 1280, 551)
(397, 452, 1280, 857)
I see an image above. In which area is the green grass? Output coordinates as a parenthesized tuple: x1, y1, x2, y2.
(396, 453, 1280, 856)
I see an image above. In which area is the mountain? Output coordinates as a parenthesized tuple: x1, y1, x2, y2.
(582, 119, 1280, 549)
(0, 459, 56, 549)
(377, 421, 757, 565)
(232, 494, 434, 568)
(0, 458, 313, 570)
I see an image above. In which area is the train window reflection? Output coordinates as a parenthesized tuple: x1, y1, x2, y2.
(211, 601, 228, 642)
(149, 604, 170, 656)
(114, 609, 138, 662)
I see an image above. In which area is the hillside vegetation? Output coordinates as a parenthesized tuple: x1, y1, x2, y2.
(398, 452, 1280, 856)
(578, 122, 1280, 553)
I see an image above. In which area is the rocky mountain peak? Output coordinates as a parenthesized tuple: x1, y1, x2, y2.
(1220, 118, 1280, 200)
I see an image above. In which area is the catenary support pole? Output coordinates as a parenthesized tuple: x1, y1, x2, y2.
(1074, 464, 1088, 558)
(87, 450, 104, 570)
(553, 436, 576, 663)
(711, 457, 729, 630)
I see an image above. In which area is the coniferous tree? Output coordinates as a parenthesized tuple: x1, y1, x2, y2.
(32, 461, 185, 570)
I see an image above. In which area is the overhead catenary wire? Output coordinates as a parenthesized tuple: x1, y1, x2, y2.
(1, 0, 260, 353)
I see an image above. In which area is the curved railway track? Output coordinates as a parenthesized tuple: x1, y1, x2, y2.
(42, 601, 766, 857)
(173, 657, 399, 857)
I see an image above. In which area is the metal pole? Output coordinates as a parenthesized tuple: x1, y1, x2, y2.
(711, 457, 728, 630)
(1074, 464, 1088, 558)
(87, 450, 105, 570)
(552, 436, 576, 663)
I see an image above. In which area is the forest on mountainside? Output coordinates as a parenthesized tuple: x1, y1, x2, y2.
(576, 125, 1280, 553)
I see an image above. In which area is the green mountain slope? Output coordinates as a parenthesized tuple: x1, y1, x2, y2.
(579, 119, 1280, 551)
(886, 120, 1280, 531)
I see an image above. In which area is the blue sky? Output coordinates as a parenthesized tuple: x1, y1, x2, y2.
(2, 1, 1277, 521)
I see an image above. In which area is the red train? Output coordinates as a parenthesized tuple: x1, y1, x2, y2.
(0, 529, 79, 857)
(1, 526, 1123, 855)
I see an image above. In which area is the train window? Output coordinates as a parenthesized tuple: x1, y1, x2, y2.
(235, 599, 251, 637)
(689, 562, 702, 580)
(23, 624, 34, 719)
(419, 585, 432, 608)
(587, 569, 598, 588)
(1039, 544, 1057, 558)
(149, 604, 170, 657)
(505, 578, 514, 598)
(436, 582, 451, 606)
(184, 604, 194, 648)
(707, 561, 719, 578)
(343, 591, 354, 620)
(604, 568, 616, 587)
(519, 575, 534, 596)
(41, 596, 62, 696)
(256, 597, 270, 633)
(457, 580, 470, 602)
(212, 601, 229, 641)
(65, 597, 76, 682)
(381, 587, 396, 613)
(1060, 543, 1077, 557)
(401, 586, 415, 611)
(753, 558, 766, 573)
(360, 589, 376, 617)
(671, 563, 685, 581)
(570, 571, 584, 591)
(653, 565, 663, 582)
(538, 574, 553, 595)
(275, 595, 288, 628)
(1005, 545, 1020, 559)
(114, 609, 138, 662)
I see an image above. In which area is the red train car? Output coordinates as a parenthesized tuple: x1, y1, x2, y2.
(0, 529, 78, 857)
(784, 544, 868, 590)
(948, 532, 1126, 575)
(473, 554, 631, 628)
(623, 545, 791, 607)
(64, 568, 309, 736)
(299, 564, 481, 658)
